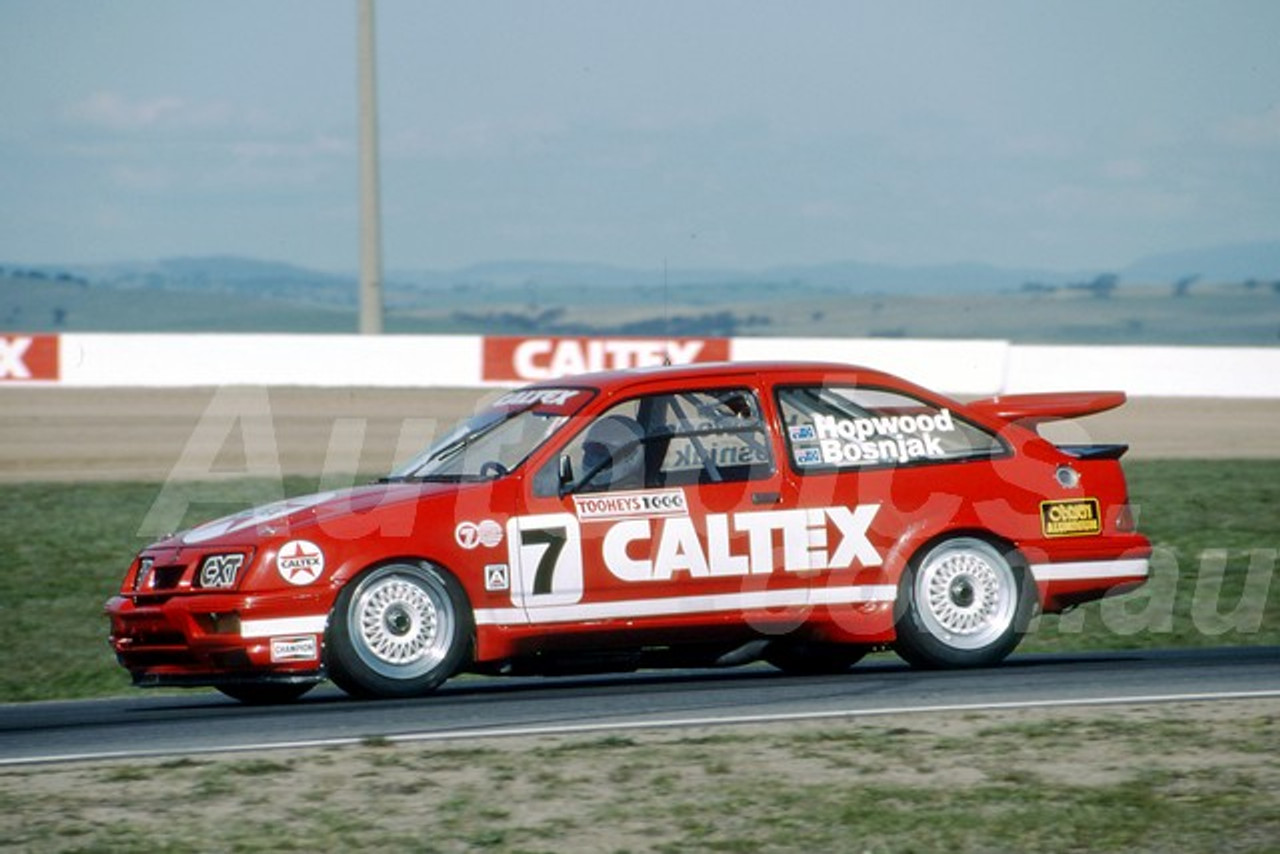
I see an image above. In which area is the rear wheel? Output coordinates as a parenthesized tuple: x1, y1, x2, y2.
(327, 562, 472, 699)
(894, 537, 1034, 669)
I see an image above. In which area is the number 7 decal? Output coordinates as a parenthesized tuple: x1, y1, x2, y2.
(507, 514, 583, 608)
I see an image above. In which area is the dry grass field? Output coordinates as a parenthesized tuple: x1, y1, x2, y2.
(3, 700, 1278, 853)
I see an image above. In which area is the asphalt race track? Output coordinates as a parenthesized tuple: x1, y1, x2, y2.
(3, 646, 1279, 766)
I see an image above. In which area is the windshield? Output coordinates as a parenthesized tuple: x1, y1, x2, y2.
(388, 387, 592, 482)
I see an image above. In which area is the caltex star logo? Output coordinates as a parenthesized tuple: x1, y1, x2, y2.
(276, 540, 325, 586)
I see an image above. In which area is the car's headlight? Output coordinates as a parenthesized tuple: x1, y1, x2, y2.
(133, 557, 155, 591)
(196, 554, 246, 590)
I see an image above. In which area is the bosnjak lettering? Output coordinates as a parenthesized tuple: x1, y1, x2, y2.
(812, 409, 956, 466)
(1040, 499, 1102, 537)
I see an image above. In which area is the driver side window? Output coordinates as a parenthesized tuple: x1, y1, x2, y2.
(534, 388, 773, 496)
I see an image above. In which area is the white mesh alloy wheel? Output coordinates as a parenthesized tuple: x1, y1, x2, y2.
(349, 570, 454, 678)
(896, 537, 1031, 668)
(914, 538, 1017, 650)
(328, 562, 471, 698)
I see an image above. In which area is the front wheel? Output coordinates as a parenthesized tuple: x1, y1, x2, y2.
(327, 562, 473, 699)
(894, 537, 1035, 669)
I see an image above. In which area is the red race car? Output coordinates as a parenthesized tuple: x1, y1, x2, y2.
(106, 361, 1151, 703)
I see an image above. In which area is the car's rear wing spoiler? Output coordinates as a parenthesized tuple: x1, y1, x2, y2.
(967, 391, 1130, 459)
(962, 391, 1126, 427)
(966, 391, 1126, 428)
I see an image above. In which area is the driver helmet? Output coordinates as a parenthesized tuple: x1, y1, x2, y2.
(581, 414, 645, 490)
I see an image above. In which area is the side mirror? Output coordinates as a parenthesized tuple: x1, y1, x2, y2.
(557, 454, 575, 497)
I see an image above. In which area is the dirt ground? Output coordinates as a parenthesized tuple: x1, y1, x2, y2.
(1, 388, 1276, 482)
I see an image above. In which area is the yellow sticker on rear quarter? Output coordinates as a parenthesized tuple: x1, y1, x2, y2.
(1040, 498, 1102, 538)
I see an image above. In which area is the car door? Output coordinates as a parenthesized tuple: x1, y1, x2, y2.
(514, 384, 793, 628)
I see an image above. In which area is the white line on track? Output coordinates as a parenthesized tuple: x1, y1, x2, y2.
(5, 688, 1280, 768)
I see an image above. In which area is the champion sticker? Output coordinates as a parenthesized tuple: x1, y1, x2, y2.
(270, 635, 319, 663)
(276, 540, 325, 585)
(456, 520, 504, 549)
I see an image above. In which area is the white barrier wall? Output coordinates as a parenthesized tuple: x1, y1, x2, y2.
(2, 332, 1279, 397)
(1003, 345, 1280, 398)
(11, 333, 483, 388)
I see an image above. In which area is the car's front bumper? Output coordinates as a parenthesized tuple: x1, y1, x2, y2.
(105, 589, 331, 688)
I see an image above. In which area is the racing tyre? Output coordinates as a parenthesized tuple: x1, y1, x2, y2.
(327, 562, 473, 699)
(894, 537, 1035, 669)
(764, 642, 867, 675)
(215, 682, 315, 705)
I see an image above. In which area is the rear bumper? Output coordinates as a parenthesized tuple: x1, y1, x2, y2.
(1027, 548, 1152, 613)
(105, 590, 331, 687)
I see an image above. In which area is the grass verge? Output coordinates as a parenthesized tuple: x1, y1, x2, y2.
(1, 700, 1278, 853)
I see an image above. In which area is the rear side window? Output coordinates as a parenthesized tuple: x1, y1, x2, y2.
(777, 385, 1004, 472)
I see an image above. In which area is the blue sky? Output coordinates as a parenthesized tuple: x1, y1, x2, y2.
(1, 0, 1278, 274)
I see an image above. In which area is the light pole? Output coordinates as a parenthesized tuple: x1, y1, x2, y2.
(357, 0, 383, 334)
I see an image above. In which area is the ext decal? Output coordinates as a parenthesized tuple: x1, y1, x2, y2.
(1040, 498, 1102, 538)
(276, 540, 325, 586)
(197, 554, 244, 589)
(573, 489, 689, 522)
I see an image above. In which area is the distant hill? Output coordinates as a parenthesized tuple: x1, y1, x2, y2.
(11, 240, 1277, 303)
(65, 256, 357, 306)
(4, 240, 1278, 344)
(392, 258, 1091, 295)
(1124, 241, 1280, 284)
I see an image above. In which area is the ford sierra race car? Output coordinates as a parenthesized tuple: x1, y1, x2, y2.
(106, 361, 1151, 703)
